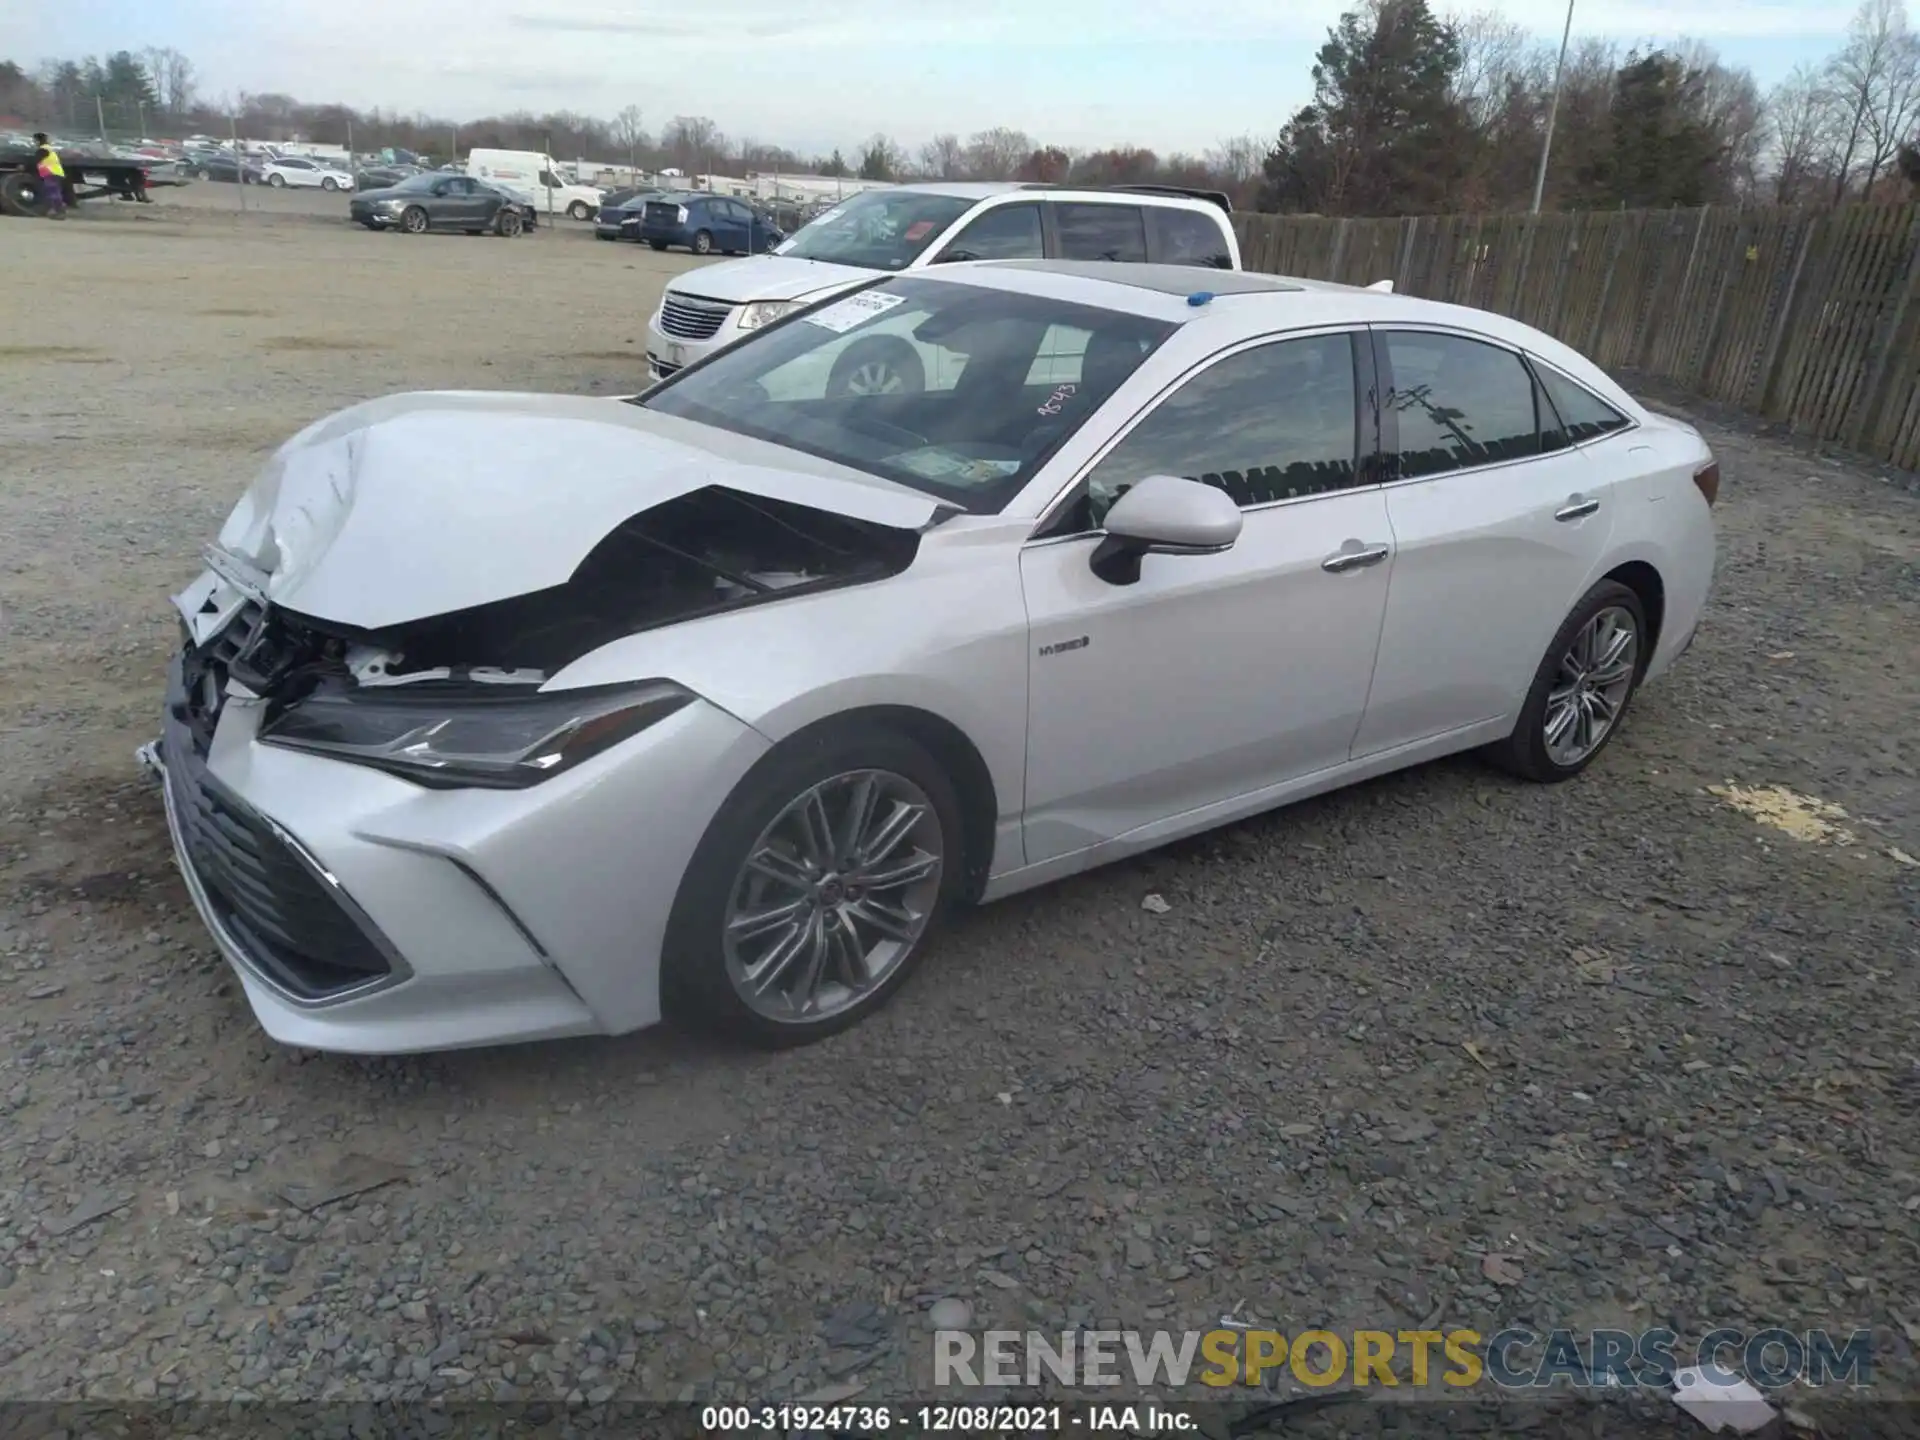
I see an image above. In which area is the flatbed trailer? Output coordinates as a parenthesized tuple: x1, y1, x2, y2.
(0, 147, 157, 217)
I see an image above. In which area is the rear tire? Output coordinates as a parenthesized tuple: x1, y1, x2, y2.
(661, 724, 964, 1048)
(0, 171, 44, 218)
(1486, 579, 1647, 783)
(648, 239, 667, 251)
(267, 172, 286, 188)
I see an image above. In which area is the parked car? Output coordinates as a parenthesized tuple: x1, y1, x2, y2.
(145, 261, 1717, 1056)
(355, 163, 421, 191)
(189, 153, 262, 184)
(644, 182, 1237, 382)
(595, 188, 670, 241)
(349, 173, 536, 235)
(261, 156, 355, 191)
(636, 193, 786, 257)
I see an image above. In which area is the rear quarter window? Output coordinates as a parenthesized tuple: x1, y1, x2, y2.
(1150, 207, 1232, 268)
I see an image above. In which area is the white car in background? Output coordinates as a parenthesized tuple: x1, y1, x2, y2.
(644, 182, 1242, 386)
(147, 262, 1717, 1056)
(261, 156, 354, 191)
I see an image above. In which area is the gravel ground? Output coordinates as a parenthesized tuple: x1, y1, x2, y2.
(1, 197, 1917, 1427)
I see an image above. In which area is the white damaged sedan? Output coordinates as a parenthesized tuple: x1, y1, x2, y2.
(146, 261, 1718, 1054)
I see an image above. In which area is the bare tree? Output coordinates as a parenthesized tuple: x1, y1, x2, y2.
(1767, 64, 1845, 202)
(962, 126, 1033, 180)
(918, 132, 967, 179)
(662, 114, 726, 174)
(1448, 9, 1531, 131)
(1203, 134, 1264, 185)
(139, 46, 196, 118)
(612, 104, 646, 175)
(1827, 0, 1920, 199)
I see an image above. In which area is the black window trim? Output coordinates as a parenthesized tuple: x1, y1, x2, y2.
(1525, 352, 1639, 451)
(1370, 323, 1642, 486)
(1028, 324, 1385, 544)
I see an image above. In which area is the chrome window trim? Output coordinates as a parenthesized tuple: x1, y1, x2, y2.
(1024, 323, 1372, 543)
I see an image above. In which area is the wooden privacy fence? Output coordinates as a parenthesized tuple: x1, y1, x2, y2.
(1232, 204, 1920, 472)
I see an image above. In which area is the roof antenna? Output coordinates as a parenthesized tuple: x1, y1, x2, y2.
(1187, 291, 1214, 307)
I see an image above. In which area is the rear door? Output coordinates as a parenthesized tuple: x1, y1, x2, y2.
(1349, 327, 1619, 757)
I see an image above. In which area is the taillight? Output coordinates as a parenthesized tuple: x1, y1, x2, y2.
(1692, 460, 1720, 508)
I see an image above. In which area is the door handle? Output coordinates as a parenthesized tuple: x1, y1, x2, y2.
(1555, 496, 1601, 521)
(1321, 543, 1391, 573)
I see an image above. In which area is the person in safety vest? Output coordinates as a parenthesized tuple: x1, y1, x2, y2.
(33, 133, 68, 219)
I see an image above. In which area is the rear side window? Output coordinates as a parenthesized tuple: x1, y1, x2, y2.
(1054, 203, 1148, 262)
(1537, 364, 1632, 447)
(1150, 207, 1231, 268)
(1382, 331, 1541, 478)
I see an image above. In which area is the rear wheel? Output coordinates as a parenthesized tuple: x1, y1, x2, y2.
(0, 171, 45, 218)
(648, 239, 667, 251)
(267, 172, 286, 188)
(400, 205, 429, 234)
(662, 725, 963, 1047)
(1487, 579, 1647, 783)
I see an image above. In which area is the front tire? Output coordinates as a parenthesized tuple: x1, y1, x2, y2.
(1487, 579, 1646, 783)
(322, 176, 339, 191)
(568, 200, 591, 221)
(662, 725, 964, 1047)
(692, 228, 714, 255)
(494, 207, 524, 237)
(400, 205, 429, 234)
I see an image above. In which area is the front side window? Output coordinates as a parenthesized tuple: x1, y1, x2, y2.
(775, 190, 976, 270)
(937, 204, 1043, 262)
(1537, 363, 1632, 447)
(1054, 204, 1148, 262)
(1048, 333, 1362, 534)
(1382, 331, 1540, 479)
(637, 276, 1173, 514)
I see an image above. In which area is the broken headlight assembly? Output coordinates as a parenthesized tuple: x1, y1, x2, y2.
(257, 680, 696, 789)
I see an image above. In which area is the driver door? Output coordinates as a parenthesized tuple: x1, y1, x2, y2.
(1018, 331, 1395, 864)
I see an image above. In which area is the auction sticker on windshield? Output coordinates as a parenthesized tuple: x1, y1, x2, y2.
(804, 291, 908, 334)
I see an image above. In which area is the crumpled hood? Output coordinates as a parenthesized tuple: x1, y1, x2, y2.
(665, 254, 878, 305)
(216, 391, 946, 632)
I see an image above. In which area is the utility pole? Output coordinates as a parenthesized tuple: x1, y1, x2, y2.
(96, 93, 108, 142)
(1531, 0, 1575, 216)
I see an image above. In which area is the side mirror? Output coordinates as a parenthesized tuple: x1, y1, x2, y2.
(1091, 474, 1242, 586)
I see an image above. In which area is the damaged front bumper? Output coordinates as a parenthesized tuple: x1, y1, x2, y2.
(143, 596, 773, 1053)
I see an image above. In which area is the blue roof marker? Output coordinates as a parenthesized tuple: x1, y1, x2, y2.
(1187, 291, 1214, 307)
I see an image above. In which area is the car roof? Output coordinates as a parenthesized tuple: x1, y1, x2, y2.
(979, 261, 1301, 296)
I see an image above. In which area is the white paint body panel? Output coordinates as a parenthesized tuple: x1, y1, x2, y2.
(158, 262, 1717, 1053)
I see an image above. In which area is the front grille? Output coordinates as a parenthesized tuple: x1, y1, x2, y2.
(658, 294, 732, 340)
(161, 702, 397, 1002)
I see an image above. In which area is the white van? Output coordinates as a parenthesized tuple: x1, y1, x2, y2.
(643, 182, 1241, 384)
(465, 149, 605, 221)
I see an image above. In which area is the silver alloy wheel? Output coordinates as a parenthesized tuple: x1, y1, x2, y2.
(1544, 605, 1638, 766)
(844, 360, 907, 396)
(722, 769, 944, 1024)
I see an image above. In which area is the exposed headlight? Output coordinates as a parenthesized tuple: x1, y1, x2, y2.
(737, 300, 801, 331)
(258, 680, 695, 789)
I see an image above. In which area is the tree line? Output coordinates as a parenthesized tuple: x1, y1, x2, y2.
(3, 0, 1917, 216)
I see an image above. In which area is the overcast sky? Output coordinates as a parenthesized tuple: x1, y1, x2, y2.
(14, 1, 1851, 156)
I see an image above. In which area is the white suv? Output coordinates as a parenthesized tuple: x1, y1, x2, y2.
(644, 183, 1240, 385)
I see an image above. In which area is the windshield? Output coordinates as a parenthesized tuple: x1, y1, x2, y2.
(775, 190, 975, 270)
(636, 275, 1173, 514)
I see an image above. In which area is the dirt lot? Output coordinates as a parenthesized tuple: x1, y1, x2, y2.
(1, 195, 1917, 1424)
